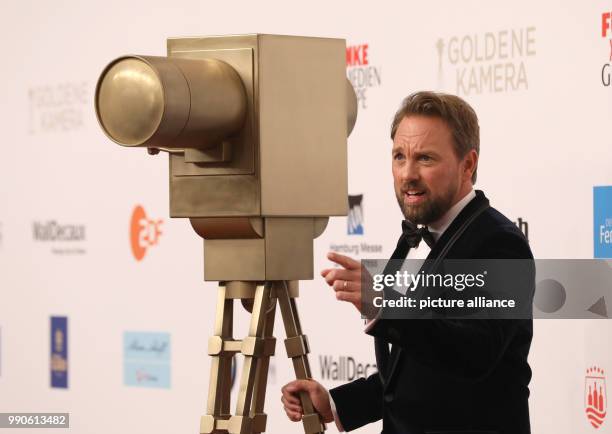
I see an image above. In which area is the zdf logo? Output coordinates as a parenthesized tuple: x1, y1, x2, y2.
(129, 205, 163, 261)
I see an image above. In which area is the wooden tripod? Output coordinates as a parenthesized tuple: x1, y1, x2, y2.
(200, 281, 325, 434)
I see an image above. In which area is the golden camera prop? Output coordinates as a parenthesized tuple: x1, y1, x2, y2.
(96, 34, 357, 434)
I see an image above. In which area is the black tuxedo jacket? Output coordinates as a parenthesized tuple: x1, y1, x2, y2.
(329, 190, 533, 434)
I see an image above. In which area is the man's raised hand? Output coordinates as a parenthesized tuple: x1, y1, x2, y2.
(321, 252, 363, 313)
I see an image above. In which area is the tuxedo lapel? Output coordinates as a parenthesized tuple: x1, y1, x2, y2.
(383, 190, 490, 390)
(374, 226, 414, 386)
(425, 190, 489, 260)
(374, 337, 391, 386)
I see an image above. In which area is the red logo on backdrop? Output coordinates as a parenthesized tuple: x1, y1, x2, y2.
(346, 44, 369, 66)
(603, 12, 612, 38)
(601, 13, 612, 85)
(585, 366, 607, 429)
(346, 43, 381, 110)
(129, 205, 163, 261)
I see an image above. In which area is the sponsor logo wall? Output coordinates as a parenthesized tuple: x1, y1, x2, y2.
(1, 2, 611, 434)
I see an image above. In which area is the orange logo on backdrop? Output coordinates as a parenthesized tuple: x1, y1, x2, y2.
(129, 205, 163, 261)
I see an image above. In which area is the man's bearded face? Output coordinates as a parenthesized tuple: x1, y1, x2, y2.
(391, 115, 465, 225)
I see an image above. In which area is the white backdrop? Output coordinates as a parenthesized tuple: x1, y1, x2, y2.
(1, 0, 611, 433)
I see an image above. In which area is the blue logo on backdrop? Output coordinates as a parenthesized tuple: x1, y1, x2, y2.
(348, 195, 364, 235)
(594, 186, 612, 258)
(123, 332, 171, 389)
(50, 316, 68, 388)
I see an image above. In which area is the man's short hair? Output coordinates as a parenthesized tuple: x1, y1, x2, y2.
(390, 91, 480, 183)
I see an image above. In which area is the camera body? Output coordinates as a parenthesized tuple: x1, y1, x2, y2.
(95, 34, 356, 281)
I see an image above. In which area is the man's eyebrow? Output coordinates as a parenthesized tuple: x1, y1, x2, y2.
(413, 148, 440, 155)
(391, 146, 440, 155)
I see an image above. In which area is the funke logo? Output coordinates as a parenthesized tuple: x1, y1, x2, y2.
(129, 205, 163, 261)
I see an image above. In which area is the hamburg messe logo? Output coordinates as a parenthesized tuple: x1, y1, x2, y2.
(331, 194, 382, 255)
(594, 186, 612, 258)
(130, 205, 163, 261)
(585, 366, 607, 429)
(347, 195, 364, 235)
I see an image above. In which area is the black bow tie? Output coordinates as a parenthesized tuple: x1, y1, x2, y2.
(401, 220, 435, 249)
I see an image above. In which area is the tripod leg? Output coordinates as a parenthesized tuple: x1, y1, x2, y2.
(229, 283, 276, 434)
(201, 283, 235, 434)
(277, 281, 325, 434)
(249, 293, 276, 433)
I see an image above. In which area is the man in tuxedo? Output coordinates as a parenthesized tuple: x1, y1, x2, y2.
(281, 91, 533, 434)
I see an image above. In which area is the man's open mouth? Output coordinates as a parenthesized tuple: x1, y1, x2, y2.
(403, 190, 427, 204)
(404, 191, 425, 197)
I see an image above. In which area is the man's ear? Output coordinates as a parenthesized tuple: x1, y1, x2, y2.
(462, 149, 478, 182)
